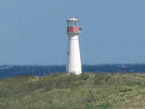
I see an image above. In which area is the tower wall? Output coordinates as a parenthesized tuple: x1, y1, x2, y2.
(67, 33, 82, 75)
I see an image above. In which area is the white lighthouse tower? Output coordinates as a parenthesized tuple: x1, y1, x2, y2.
(66, 18, 82, 75)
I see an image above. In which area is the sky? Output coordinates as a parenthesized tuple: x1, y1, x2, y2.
(0, 0, 145, 65)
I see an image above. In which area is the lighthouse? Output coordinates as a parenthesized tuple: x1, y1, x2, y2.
(66, 18, 82, 75)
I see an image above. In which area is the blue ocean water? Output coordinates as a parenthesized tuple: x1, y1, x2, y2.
(0, 64, 145, 79)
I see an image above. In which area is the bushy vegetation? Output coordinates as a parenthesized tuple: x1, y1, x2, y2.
(0, 73, 145, 109)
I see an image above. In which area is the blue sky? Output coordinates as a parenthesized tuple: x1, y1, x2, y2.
(0, 0, 145, 65)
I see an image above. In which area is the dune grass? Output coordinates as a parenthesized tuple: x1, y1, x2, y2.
(0, 72, 145, 109)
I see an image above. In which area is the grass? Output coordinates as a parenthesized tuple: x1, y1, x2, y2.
(0, 72, 145, 109)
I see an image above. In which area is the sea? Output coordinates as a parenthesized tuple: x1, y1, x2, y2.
(0, 64, 145, 79)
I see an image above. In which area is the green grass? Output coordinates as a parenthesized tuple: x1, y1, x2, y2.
(0, 73, 145, 109)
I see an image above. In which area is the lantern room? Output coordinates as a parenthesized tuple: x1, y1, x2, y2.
(67, 18, 80, 33)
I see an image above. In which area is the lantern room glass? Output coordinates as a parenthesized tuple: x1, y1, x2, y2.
(68, 21, 73, 26)
(67, 21, 79, 27)
(74, 21, 78, 26)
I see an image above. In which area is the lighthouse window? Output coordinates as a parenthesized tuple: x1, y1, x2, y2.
(69, 21, 73, 26)
(74, 21, 78, 26)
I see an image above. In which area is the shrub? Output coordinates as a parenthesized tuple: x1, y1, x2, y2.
(79, 73, 89, 80)
(93, 73, 105, 85)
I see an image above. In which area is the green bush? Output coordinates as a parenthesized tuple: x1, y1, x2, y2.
(93, 73, 105, 85)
